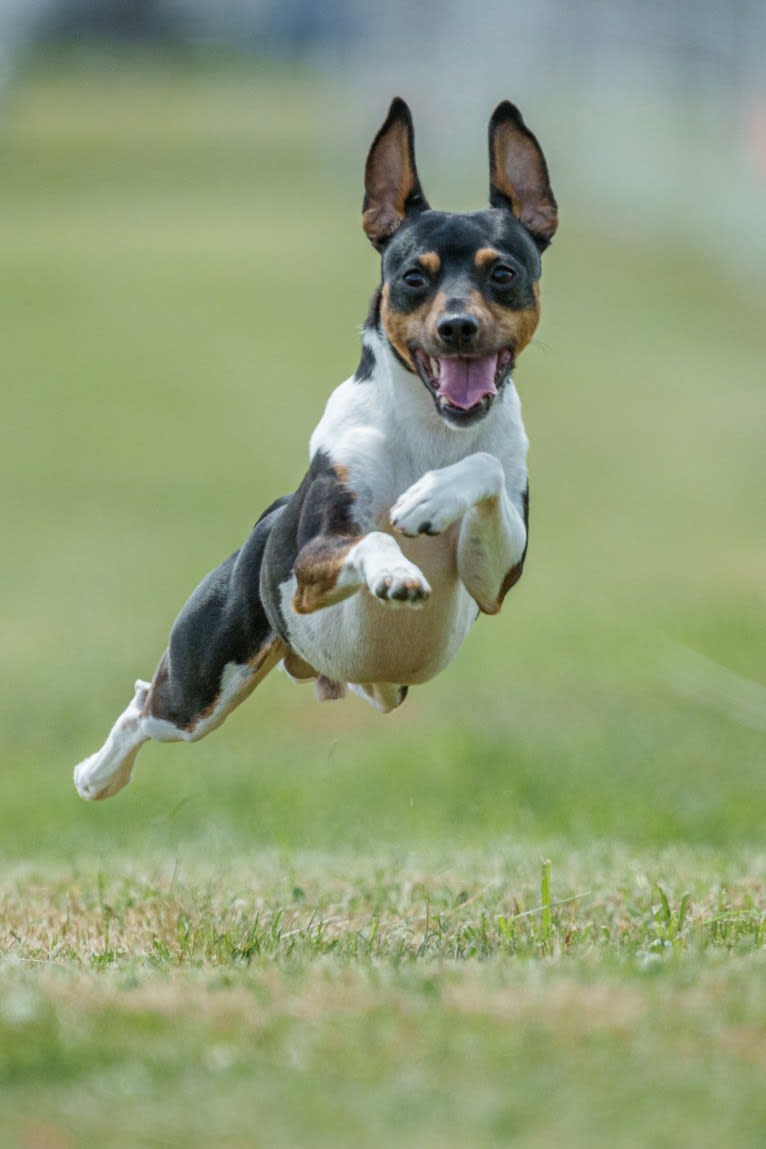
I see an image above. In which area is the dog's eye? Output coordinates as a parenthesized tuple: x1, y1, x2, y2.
(403, 268, 428, 290)
(490, 264, 516, 286)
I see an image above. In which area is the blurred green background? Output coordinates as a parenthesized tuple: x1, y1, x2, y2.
(1, 9, 766, 1149)
(0, 3, 765, 866)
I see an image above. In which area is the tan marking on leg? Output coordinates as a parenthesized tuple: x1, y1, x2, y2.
(282, 649, 319, 680)
(352, 681, 408, 713)
(248, 637, 287, 674)
(497, 559, 525, 604)
(292, 538, 358, 615)
(183, 638, 287, 734)
(332, 462, 352, 487)
(142, 651, 170, 718)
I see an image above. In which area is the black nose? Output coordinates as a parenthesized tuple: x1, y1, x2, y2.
(437, 312, 479, 350)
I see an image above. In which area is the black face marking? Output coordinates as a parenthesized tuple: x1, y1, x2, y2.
(384, 210, 541, 307)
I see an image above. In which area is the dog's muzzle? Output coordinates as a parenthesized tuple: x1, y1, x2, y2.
(414, 349, 513, 425)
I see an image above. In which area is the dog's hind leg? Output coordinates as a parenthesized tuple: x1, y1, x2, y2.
(140, 632, 286, 747)
(73, 678, 152, 800)
(74, 636, 286, 802)
(74, 498, 289, 801)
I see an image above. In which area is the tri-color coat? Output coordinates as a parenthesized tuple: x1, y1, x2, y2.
(74, 98, 557, 801)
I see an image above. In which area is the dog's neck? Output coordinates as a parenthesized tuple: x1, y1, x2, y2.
(358, 320, 518, 451)
(360, 323, 459, 438)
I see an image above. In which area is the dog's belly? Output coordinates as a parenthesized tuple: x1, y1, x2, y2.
(280, 535, 478, 686)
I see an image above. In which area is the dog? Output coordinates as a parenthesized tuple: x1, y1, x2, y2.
(73, 97, 557, 801)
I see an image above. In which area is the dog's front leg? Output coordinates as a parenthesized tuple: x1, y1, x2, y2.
(292, 531, 432, 614)
(390, 452, 527, 614)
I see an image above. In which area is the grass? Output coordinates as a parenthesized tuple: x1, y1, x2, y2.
(1, 53, 765, 1147)
(3, 849, 766, 1147)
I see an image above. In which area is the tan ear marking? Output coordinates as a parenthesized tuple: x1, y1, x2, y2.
(362, 99, 429, 251)
(488, 102, 558, 249)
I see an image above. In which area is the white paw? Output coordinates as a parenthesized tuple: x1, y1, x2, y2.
(73, 679, 150, 801)
(133, 679, 150, 706)
(74, 752, 136, 801)
(351, 532, 431, 608)
(390, 472, 467, 537)
(368, 560, 431, 608)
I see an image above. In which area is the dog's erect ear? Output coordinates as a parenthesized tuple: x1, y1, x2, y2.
(362, 98, 430, 252)
(488, 102, 558, 251)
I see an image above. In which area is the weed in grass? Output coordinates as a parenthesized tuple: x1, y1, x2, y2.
(1, 852, 764, 972)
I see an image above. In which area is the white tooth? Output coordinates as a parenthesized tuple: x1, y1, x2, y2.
(430, 357, 440, 378)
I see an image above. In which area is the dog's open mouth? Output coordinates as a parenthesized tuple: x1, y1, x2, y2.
(413, 350, 513, 423)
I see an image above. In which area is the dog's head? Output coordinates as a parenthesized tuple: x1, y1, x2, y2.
(362, 99, 557, 429)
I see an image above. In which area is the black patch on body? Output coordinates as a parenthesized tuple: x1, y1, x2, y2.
(357, 287, 384, 366)
(146, 497, 289, 728)
(365, 287, 382, 329)
(261, 450, 359, 639)
(354, 342, 377, 383)
(517, 480, 530, 570)
(499, 481, 530, 603)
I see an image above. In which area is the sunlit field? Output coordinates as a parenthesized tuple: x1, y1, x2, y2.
(1, 57, 765, 1148)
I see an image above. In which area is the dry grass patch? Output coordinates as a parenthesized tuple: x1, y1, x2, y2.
(2, 850, 764, 972)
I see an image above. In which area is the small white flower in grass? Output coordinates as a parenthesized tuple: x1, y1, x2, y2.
(1, 986, 40, 1026)
(205, 1044, 236, 1072)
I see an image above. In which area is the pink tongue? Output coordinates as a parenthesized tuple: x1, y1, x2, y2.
(436, 355, 499, 410)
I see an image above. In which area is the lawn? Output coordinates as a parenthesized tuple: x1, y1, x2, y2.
(1, 55, 765, 1148)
